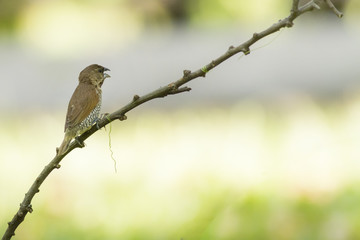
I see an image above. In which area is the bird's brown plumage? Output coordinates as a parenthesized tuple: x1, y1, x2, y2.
(65, 83, 100, 131)
(57, 64, 110, 155)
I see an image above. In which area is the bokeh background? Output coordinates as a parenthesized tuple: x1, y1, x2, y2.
(1, 0, 360, 239)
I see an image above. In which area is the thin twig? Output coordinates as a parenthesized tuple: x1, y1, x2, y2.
(1, 1, 342, 239)
(324, 0, 343, 18)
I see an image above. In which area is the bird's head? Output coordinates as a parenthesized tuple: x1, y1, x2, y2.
(79, 64, 110, 87)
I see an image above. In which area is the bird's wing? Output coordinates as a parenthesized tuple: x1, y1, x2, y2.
(64, 83, 99, 131)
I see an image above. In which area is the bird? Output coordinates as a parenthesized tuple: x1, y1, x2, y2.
(57, 64, 110, 155)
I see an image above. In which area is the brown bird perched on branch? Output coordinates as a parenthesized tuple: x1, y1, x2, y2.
(57, 64, 110, 155)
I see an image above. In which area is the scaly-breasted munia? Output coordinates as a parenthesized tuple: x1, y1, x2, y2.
(57, 64, 110, 155)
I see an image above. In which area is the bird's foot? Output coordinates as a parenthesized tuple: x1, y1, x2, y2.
(75, 136, 85, 148)
(94, 113, 110, 129)
(96, 113, 113, 129)
(96, 121, 101, 130)
(99, 113, 110, 120)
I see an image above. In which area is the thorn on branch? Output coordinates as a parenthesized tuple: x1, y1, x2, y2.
(111, 113, 127, 121)
(118, 115, 127, 121)
(285, 20, 294, 27)
(169, 86, 192, 95)
(133, 95, 140, 101)
(183, 69, 191, 77)
(242, 47, 250, 55)
(228, 45, 235, 53)
(26, 204, 33, 213)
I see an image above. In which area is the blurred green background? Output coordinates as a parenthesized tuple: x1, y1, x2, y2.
(1, 0, 360, 239)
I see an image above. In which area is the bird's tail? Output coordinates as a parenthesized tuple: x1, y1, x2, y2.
(57, 134, 72, 156)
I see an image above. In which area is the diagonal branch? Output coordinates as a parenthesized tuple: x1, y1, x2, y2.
(1, 1, 342, 239)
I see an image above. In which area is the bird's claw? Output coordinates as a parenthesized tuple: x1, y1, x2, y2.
(99, 113, 109, 119)
(95, 113, 110, 129)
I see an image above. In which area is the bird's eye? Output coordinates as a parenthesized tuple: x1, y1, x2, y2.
(98, 68, 104, 73)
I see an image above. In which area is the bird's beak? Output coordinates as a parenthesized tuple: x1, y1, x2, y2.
(103, 68, 110, 79)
